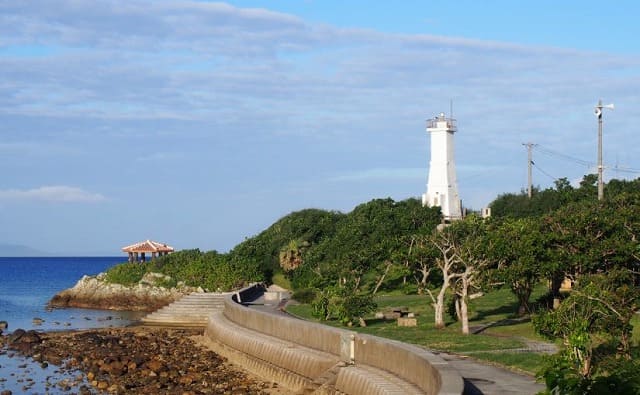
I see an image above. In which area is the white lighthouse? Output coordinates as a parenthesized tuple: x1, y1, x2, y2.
(422, 112, 462, 221)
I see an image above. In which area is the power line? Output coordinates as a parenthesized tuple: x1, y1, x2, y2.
(534, 144, 640, 175)
(532, 162, 557, 181)
(609, 165, 640, 174)
(534, 145, 594, 167)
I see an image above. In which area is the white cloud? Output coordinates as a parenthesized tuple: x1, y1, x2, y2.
(329, 168, 425, 182)
(0, 186, 106, 203)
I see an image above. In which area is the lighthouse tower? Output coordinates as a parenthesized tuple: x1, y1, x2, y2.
(422, 112, 462, 221)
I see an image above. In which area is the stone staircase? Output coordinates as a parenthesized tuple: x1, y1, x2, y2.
(141, 292, 228, 328)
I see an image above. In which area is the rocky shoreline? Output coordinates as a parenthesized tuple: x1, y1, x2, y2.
(1, 327, 285, 394)
(49, 272, 203, 312)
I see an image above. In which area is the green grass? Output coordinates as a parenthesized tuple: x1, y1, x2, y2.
(286, 285, 554, 374)
(468, 352, 546, 375)
(271, 272, 292, 290)
(631, 315, 640, 344)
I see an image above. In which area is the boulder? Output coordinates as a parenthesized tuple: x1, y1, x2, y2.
(7, 328, 26, 344)
(8, 329, 42, 345)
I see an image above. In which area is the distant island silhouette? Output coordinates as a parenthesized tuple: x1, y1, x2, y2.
(0, 243, 48, 257)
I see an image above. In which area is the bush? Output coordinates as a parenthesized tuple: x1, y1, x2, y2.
(104, 262, 147, 285)
(336, 294, 377, 326)
(156, 276, 178, 288)
(292, 288, 316, 304)
(401, 283, 418, 295)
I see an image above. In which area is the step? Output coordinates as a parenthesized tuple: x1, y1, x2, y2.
(142, 315, 210, 322)
(143, 316, 209, 322)
(138, 292, 231, 327)
(141, 321, 207, 328)
(158, 305, 224, 311)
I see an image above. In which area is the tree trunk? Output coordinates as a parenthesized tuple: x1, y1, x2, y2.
(460, 277, 470, 335)
(551, 274, 563, 309)
(515, 285, 532, 316)
(372, 262, 391, 295)
(434, 284, 447, 329)
(460, 297, 469, 335)
(454, 296, 462, 322)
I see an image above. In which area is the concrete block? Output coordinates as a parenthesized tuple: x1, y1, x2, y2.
(397, 317, 417, 327)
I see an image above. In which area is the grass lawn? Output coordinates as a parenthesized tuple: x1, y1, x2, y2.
(632, 314, 640, 344)
(286, 285, 554, 375)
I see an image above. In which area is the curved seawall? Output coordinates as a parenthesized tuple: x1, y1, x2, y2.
(203, 285, 463, 395)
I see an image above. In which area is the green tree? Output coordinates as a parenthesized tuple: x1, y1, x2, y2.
(486, 216, 546, 315)
(416, 215, 490, 333)
(542, 195, 639, 306)
(534, 270, 640, 393)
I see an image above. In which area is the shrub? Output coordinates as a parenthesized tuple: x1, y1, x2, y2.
(292, 288, 316, 304)
(104, 262, 147, 286)
(336, 294, 377, 326)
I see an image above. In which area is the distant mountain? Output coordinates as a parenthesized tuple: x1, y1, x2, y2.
(0, 243, 49, 257)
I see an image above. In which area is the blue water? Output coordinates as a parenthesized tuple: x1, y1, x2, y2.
(0, 257, 146, 393)
(0, 257, 145, 332)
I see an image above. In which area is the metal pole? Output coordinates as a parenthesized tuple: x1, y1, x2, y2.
(522, 142, 534, 199)
(527, 144, 533, 198)
(597, 99, 604, 201)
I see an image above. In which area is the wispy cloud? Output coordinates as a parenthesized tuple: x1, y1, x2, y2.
(0, 186, 106, 203)
(329, 168, 425, 182)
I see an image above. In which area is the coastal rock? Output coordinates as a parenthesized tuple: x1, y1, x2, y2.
(48, 272, 202, 311)
(0, 321, 7, 330)
(6, 329, 42, 354)
(7, 328, 274, 394)
(7, 328, 27, 344)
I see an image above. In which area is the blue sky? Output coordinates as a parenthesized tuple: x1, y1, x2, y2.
(1, 1, 639, 255)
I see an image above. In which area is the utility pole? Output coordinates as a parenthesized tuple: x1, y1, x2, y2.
(594, 99, 614, 201)
(522, 142, 536, 198)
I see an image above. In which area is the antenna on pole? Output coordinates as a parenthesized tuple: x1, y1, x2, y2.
(522, 142, 537, 198)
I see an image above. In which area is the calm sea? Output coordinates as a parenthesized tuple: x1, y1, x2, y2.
(0, 257, 146, 393)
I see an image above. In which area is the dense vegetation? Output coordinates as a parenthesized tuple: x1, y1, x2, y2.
(106, 175, 640, 394)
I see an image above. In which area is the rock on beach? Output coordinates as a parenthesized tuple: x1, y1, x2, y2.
(3, 327, 278, 394)
(48, 272, 203, 311)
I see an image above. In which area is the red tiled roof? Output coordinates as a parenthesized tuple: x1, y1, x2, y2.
(122, 240, 174, 253)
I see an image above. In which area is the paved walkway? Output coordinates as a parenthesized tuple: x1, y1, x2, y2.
(436, 352, 544, 395)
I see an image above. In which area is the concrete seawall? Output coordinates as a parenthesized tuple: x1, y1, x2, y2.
(203, 285, 464, 395)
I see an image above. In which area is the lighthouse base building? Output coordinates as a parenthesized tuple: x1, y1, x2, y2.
(422, 112, 462, 221)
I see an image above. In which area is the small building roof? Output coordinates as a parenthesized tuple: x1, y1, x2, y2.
(122, 239, 174, 253)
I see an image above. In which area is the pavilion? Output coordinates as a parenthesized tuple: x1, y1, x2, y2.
(122, 239, 174, 263)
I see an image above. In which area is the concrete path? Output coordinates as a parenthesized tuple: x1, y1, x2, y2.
(435, 352, 544, 395)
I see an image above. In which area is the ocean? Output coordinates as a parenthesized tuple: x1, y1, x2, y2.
(0, 257, 146, 393)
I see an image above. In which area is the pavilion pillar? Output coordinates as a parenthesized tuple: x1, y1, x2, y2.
(141, 252, 146, 262)
(152, 252, 157, 260)
(134, 252, 139, 262)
